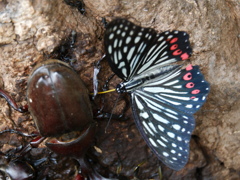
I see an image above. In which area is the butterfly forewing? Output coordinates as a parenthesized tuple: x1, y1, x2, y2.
(104, 19, 192, 81)
(140, 65, 210, 114)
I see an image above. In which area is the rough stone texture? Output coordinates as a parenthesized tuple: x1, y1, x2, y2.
(0, 0, 239, 179)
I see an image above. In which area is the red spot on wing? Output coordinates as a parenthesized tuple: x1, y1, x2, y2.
(191, 89, 200, 94)
(170, 44, 178, 50)
(170, 37, 178, 44)
(181, 53, 189, 60)
(186, 64, 193, 71)
(183, 72, 192, 80)
(186, 82, 194, 88)
(190, 96, 196, 99)
(173, 49, 182, 56)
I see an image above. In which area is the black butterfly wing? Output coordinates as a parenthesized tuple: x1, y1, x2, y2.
(104, 19, 192, 81)
(130, 65, 210, 170)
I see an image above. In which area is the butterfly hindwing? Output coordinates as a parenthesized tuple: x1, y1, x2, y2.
(130, 65, 209, 170)
(131, 94, 195, 170)
(104, 19, 192, 81)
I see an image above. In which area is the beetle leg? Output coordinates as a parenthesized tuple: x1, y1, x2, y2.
(30, 136, 46, 148)
(76, 157, 117, 180)
(0, 129, 37, 137)
(0, 88, 28, 113)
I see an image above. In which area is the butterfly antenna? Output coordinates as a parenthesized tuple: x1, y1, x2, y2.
(89, 88, 116, 95)
(104, 93, 121, 133)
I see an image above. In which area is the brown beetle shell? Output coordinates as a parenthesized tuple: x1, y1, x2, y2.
(27, 60, 93, 137)
(46, 123, 96, 158)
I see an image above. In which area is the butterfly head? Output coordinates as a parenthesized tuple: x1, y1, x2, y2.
(116, 83, 126, 93)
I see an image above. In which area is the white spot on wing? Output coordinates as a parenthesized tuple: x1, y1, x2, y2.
(173, 124, 181, 130)
(143, 121, 154, 135)
(118, 61, 125, 69)
(165, 112, 178, 120)
(149, 138, 157, 147)
(177, 136, 182, 141)
(148, 122, 157, 133)
(163, 152, 169, 157)
(161, 136, 168, 142)
(109, 33, 114, 40)
(167, 132, 175, 138)
(173, 85, 182, 88)
(134, 96, 144, 110)
(164, 80, 179, 86)
(153, 114, 169, 124)
(134, 36, 141, 44)
(122, 68, 127, 77)
(108, 45, 112, 54)
(158, 125, 164, 132)
(118, 51, 122, 60)
(165, 108, 178, 115)
(158, 36, 164, 41)
(127, 46, 135, 60)
(186, 104, 193, 108)
(140, 112, 149, 119)
(114, 39, 118, 48)
(157, 139, 167, 147)
(126, 37, 131, 44)
(123, 46, 128, 53)
(119, 40, 123, 47)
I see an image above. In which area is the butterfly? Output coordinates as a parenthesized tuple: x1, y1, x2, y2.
(104, 18, 210, 170)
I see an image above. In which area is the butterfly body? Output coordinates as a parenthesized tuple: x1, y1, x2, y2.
(117, 65, 180, 93)
(104, 19, 210, 170)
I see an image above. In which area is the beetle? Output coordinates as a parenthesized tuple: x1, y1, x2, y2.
(0, 59, 115, 179)
(0, 160, 35, 180)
